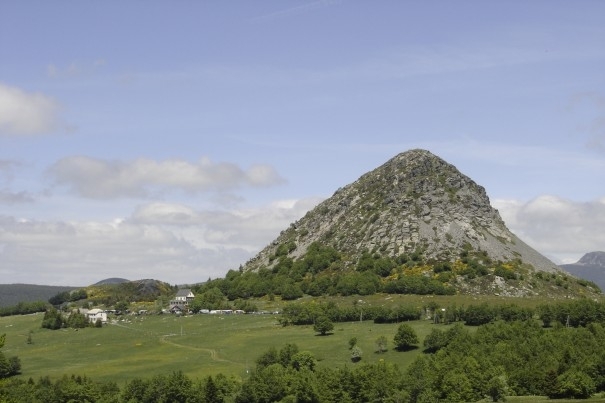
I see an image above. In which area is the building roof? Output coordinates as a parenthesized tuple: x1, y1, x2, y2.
(175, 288, 193, 297)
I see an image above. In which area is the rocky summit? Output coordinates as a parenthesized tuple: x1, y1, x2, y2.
(243, 149, 597, 297)
(576, 251, 605, 267)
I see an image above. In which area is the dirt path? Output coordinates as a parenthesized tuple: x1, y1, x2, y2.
(111, 321, 232, 363)
(159, 334, 230, 362)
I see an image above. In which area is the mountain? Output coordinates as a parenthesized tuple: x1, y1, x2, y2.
(91, 278, 130, 286)
(85, 279, 177, 304)
(561, 251, 605, 291)
(576, 251, 605, 267)
(0, 284, 80, 307)
(243, 149, 596, 297)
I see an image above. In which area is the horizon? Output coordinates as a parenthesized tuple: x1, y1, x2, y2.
(1, 1, 604, 285)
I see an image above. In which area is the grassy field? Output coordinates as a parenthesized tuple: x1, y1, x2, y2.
(3, 294, 605, 401)
(1, 309, 438, 385)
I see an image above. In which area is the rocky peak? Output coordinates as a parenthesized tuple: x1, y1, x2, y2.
(577, 251, 605, 267)
(243, 149, 559, 275)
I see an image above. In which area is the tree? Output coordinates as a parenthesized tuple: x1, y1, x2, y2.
(66, 310, 89, 329)
(0, 334, 21, 379)
(393, 323, 419, 351)
(313, 316, 334, 336)
(279, 343, 299, 367)
(351, 346, 363, 362)
(554, 369, 595, 399)
(423, 327, 446, 353)
(291, 351, 316, 371)
(203, 375, 221, 403)
(114, 300, 129, 314)
(486, 375, 509, 402)
(376, 335, 388, 353)
(41, 307, 64, 330)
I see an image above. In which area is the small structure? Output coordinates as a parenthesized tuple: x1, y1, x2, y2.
(86, 308, 107, 324)
(170, 288, 195, 307)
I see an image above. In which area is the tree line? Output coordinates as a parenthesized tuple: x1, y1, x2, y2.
(41, 308, 102, 330)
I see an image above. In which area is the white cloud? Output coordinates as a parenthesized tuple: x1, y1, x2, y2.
(0, 197, 320, 285)
(131, 197, 322, 250)
(48, 156, 286, 199)
(0, 215, 242, 286)
(0, 83, 62, 135)
(494, 195, 605, 264)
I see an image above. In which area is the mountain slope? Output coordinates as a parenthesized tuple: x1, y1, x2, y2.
(243, 149, 593, 297)
(0, 284, 80, 307)
(561, 251, 605, 291)
(246, 149, 558, 272)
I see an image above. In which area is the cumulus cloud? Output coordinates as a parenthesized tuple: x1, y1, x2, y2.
(0, 197, 319, 285)
(0, 216, 245, 286)
(494, 195, 605, 264)
(48, 156, 286, 199)
(0, 83, 62, 135)
(131, 197, 322, 250)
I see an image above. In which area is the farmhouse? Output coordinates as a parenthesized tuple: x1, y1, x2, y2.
(170, 288, 195, 307)
(86, 308, 107, 324)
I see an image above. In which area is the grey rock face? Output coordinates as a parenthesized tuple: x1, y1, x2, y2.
(244, 149, 560, 274)
(577, 251, 605, 267)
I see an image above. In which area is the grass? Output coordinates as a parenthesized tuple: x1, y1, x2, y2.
(0, 294, 557, 385)
(1, 310, 438, 385)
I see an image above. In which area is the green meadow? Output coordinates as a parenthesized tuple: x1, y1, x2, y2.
(0, 293, 568, 385)
(1, 308, 435, 385)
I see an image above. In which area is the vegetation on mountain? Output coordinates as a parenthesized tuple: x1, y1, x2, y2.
(48, 289, 88, 305)
(191, 244, 596, 312)
(85, 279, 176, 306)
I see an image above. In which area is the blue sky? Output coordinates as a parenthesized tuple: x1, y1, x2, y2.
(1, 1, 604, 285)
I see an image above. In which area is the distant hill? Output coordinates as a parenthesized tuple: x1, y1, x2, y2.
(0, 284, 80, 307)
(243, 149, 598, 298)
(561, 251, 605, 292)
(85, 279, 177, 305)
(91, 278, 130, 286)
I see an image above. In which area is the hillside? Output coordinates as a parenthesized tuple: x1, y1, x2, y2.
(561, 251, 605, 291)
(241, 149, 597, 298)
(84, 279, 177, 306)
(0, 284, 80, 307)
